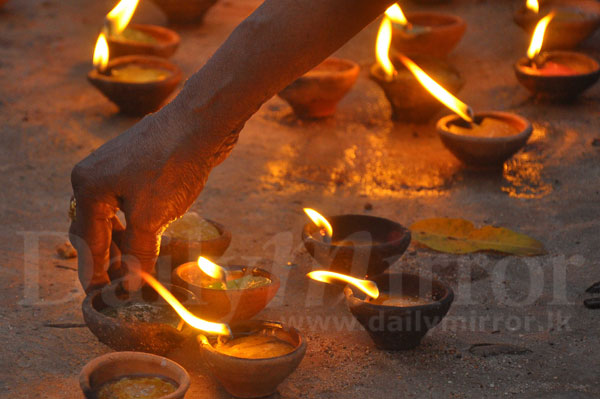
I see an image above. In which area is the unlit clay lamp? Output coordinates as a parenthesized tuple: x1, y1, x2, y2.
(107, 24, 180, 58)
(344, 272, 454, 350)
(514, 0, 600, 49)
(150, 0, 218, 25)
(88, 34, 182, 116)
(370, 16, 464, 122)
(199, 320, 306, 398)
(172, 257, 279, 323)
(385, 4, 466, 58)
(278, 57, 360, 119)
(80, 352, 190, 399)
(301, 208, 411, 278)
(514, 12, 600, 100)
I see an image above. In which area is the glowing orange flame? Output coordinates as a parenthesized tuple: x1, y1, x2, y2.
(307, 271, 379, 299)
(398, 54, 474, 123)
(527, 12, 555, 59)
(526, 0, 539, 13)
(197, 256, 228, 282)
(303, 208, 333, 239)
(140, 271, 231, 336)
(106, 0, 140, 35)
(93, 33, 109, 72)
(375, 17, 395, 79)
(385, 4, 408, 26)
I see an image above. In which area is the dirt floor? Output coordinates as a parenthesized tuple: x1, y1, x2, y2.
(1, 0, 600, 398)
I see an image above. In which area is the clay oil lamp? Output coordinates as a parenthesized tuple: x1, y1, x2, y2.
(160, 211, 231, 270)
(83, 273, 231, 355)
(386, 3, 466, 58)
(370, 15, 464, 122)
(80, 351, 190, 399)
(301, 208, 411, 278)
(102, 0, 180, 59)
(88, 1, 182, 116)
(172, 257, 279, 323)
(198, 319, 306, 398)
(150, 0, 218, 25)
(278, 57, 360, 119)
(515, 13, 600, 100)
(514, 0, 600, 49)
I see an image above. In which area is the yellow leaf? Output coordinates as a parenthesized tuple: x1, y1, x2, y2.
(410, 218, 546, 256)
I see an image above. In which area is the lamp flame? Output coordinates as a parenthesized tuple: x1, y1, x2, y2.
(140, 271, 231, 336)
(106, 0, 140, 35)
(93, 33, 109, 72)
(307, 271, 379, 299)
(385, 4, 408, 26)
(197, 256, 228, 282)
(303, 208, 333, 239)
(526, 0, 539, 13)
(398, 54, 474, 123)
(375, 17, 395, 79)
(527, 12, 555, 60)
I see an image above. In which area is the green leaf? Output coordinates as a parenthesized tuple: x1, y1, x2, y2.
(410, 218, 546, 256)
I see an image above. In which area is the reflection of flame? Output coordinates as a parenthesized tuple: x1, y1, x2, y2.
(307, 271, 379, 299)
(197, 256, 228, 281)
(526, 0, 539, 13)
(398, 54, 474, 123)
(375, 17, 395, 79)
(140, 271, 231, 336)
(303, 208, 333, 239)
(106, 0, 140, 35)
(93, 33, 109, 72)
(385, 4, 408, 26)
(527, 12, 555, 60)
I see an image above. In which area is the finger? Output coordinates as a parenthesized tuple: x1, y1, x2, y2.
(120, 226, 161, 292)
(108, 216, 125, 281)
(69, 199, 115, 293)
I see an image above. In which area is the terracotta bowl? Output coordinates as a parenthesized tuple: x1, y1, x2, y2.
(87, 55, 182, 116)
(370, 55, 464, 122)
(160, 218, 231, 270)
(345, 273, 454, 350)
(513, 0, 600, 49)
(514, 51, 600, 100)
(278, 57, 360, 119)
(436, 111, 533, 168)
(80, 351, 190, 399)
(172, 264, 280, 323)
(199, 320, 307, 398)
(150, 0, 218, 25)
(107, 24, 180, 59)
(392, 12, 466, 58)
(82, 282, 199, 355)
(302, 214, 411, 278)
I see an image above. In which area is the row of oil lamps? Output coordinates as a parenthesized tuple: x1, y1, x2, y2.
(81, 209, 448, 398)
(87, 0, 600, 171)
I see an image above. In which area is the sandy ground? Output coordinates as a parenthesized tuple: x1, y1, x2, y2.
(1, 0, 599, 398)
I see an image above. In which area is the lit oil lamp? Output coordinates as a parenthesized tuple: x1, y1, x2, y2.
(514, 0, 600, 49)
(198, 319, 307, 398)
(370, 15, 464, 122)
(87, 0, 182, 116)
(277, 57, 360, 119)
(159, 212, 232, 270)
(80, 351, 191, 399)
(82, 274, 230, 355)
(514, 12, 600, 100)
(103, 0, 180, 59)
(301, 208, 411, 278)
(172, 257, 279, 322)
(386, 3, 466, 58)
(307, 270, 454, 350)
(149, 0, 219, 25)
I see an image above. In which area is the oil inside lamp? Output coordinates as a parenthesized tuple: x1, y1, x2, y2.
(303, 208, 333, 243)
(181, 257, 272, 290)
(208, 332, 296, 359)
(307, 270, 380, 299)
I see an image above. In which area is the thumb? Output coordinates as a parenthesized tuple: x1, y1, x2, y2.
(120, 226, 161, 292)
